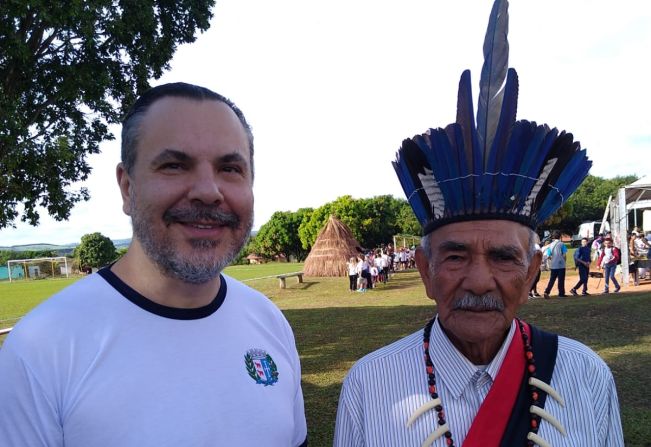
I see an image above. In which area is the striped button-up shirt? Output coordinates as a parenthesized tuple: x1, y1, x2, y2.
(334, 318, 623, 446)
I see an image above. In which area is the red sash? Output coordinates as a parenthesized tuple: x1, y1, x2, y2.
(462, 322, 531, 446)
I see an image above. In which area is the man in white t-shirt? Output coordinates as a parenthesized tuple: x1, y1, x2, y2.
(0, 83, 308, 446)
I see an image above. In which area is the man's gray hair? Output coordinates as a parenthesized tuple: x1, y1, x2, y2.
(121, 82, 254, 178)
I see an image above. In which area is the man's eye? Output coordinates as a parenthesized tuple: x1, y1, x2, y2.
(222, 165, 244, 174)
(160, 163, 183, 170)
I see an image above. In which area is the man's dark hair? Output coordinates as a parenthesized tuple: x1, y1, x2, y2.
(551, 230, 561, 239)
(121, 82, 254, 177)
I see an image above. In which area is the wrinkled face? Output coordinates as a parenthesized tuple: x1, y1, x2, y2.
(117, 97, 254, 284)
(415, 220, 540, 347)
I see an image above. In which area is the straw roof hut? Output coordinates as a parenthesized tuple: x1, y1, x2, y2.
(303, 215, 363, 277)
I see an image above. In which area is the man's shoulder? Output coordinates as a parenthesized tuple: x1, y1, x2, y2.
(347, 330, 422, 377)
(18, 273, 109, 320)
(555, 335, 612, 375)
(2, 274, 113, 351)
(222, 274, 289, 320)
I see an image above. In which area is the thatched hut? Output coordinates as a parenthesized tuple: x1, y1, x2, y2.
(303, 215, 363, 277)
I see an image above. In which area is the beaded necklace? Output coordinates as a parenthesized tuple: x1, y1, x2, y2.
(421, 317, 542, 446)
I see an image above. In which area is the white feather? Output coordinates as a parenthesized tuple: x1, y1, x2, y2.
(418, 168, 446, 218)
(521, 158, 557, 215)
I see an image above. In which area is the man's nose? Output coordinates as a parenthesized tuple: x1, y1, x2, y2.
(187, 165, 224, 204)
(461, 257, 496, 295)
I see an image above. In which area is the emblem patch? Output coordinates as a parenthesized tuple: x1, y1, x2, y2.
(245, 348, 279, 386)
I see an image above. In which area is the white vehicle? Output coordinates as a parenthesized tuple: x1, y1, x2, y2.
(571, 221, 610, 246)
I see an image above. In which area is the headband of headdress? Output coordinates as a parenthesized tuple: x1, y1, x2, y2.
(393, 0, 591, 235)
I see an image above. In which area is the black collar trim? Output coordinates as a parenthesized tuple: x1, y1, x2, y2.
(97, 267, 227, 320)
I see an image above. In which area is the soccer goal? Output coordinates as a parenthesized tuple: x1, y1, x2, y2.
(6, 257, 70, 282)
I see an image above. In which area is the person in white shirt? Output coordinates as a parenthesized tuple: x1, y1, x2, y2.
(348, 256, 359, 292)
(0, 83, 307, 447)
(334, 1, 623, 445)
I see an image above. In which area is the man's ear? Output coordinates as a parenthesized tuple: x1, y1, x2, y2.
(415, 247, 436, 301)
(116, 163, 132, 216)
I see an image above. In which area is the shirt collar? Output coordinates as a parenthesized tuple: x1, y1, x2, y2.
(429, 317, 517, 399)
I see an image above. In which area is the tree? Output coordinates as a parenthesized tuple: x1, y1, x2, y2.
(255, 209, 313, 261)
(76, 232, 116, 269)
(396, 202, 421, 236)
(0, 249, 57, 264)
(0, 0, 215, 228)
(542, 175, 637, 233)
(115, 247, 129, 258)
(297, 195, 408, 249)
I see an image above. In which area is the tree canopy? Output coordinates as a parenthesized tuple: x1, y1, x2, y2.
(0, 249, 58, 264)
(293, 195, 417, 251)
(75, 232, 116, 268)
(252, 209, 313, 261)
(0, 0, 215, 228)
(543, 175, 637, 233)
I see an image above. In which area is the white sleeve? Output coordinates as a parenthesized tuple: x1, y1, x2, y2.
(333, 373, 365, 447)
(596, 369, 624, 446)
(0, 335, 63, 447)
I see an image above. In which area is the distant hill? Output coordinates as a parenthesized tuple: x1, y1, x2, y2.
(0, 238, 132, 255)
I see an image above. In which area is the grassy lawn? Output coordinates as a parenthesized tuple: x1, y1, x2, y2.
(1, 263, 649, 445)
(0, 277, 80, 330)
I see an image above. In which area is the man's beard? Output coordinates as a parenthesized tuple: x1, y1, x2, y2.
(130, 196, 253, 285)
(452, 294, 505, 312)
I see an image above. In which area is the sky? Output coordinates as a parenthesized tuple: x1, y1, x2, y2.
(1, 0, 650, 247)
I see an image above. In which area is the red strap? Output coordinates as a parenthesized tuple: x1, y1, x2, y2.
(462, 322, 530, 447)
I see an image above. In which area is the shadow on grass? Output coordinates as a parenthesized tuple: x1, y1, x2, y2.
(287, 281, 319, 290)
(285, 294, 651, 447)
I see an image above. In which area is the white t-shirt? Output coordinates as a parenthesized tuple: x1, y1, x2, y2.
(0, 269, 307, 447)
(601, 247, 615, 267)
(348, 261, 358, 275)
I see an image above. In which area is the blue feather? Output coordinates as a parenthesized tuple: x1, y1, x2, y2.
(426, 130, 459, 217)
(448, 123, 474, 214)
(393, 158, 428, 225)
(512, 126, 558, 211)
(456, 70, 477, 177)
(489, 68, 519, 173)
(477, 0, 509, 158)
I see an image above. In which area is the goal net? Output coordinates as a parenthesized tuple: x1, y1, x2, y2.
(6, 257, 70, 282)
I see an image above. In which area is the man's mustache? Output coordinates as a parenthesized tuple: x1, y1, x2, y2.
(163, 206, 240, 229)
(452, 294, 505, 311)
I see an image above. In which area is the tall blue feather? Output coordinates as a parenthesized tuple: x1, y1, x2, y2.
(477, 0, 509, 161)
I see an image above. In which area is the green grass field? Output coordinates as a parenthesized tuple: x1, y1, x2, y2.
(1, 263, 650, 446)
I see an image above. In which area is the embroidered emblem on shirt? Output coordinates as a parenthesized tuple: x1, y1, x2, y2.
(245, 348, 279, 386)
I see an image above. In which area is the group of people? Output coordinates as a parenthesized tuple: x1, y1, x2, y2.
(346, 246, 416, 292)
(0, 0, 625, 445)
(533, 228, 651, 299)
(347, 252, 386, 292)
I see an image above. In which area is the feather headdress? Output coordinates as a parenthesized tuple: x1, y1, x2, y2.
(393, 0, 591, 234)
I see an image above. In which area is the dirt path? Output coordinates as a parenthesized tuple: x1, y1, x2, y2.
(536, 267, 651, 297)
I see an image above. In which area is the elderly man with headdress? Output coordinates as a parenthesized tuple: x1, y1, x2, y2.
(333, 1, 624, 446)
